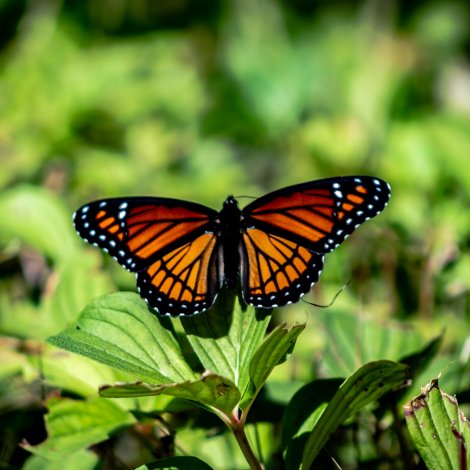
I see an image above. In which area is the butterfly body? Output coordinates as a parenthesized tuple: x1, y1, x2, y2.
(74, 176, 390, 317)
(217, 196, 243, 289)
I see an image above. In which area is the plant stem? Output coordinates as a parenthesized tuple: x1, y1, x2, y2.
(231, 421, 264, 470)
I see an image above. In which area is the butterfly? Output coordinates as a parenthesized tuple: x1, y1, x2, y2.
(73, 176, 390, 317)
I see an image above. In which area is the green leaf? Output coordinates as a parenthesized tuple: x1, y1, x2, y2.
(136, 456, 214, 470)
(23, 396, 135, 460)
(47, 292, 197, 384)
(0, 186, 78, 262)
(318, 310, 423, 377)
(302, 360, 409, 468)
(404, 379, 470, 470)
(100, 372, 241, 416)
(399, 334, 443, 378)
(393, 333, 443, 402)
(281, 378, 343, 469)
(243, 322, 305, 407)
(180, 290, 271, 396)
(22, 450, 98, 470)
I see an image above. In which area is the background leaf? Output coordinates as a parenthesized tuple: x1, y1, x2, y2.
(0, 186, 79, 263)
(302, 361, 409, 468)
(23, 396, 135, 460)
(281, 378, 344, 469)
(136, 456, 214, 470)
(318, 309, 424, 377)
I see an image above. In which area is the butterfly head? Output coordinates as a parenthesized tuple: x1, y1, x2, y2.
(223, 195, 239, 208)
(219, 195, 241, 232)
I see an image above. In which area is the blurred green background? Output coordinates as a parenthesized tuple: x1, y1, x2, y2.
(1, 0, 470, 468)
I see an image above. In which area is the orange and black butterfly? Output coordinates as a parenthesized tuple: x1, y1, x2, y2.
(73, 176, 390, 317)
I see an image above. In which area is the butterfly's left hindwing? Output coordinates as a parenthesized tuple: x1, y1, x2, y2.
(137, 233, 224, 316)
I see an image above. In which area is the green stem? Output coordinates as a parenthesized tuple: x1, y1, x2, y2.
(212, 406, 263, 470)
(231, 419, 264, 470)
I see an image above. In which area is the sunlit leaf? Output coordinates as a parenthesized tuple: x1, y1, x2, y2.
(47, 292, 196, 384)
(243, 322, 304, 407)
(22, 450, 98, 470)
(100, 372, 240, 416)
(180, 290, 271, 397)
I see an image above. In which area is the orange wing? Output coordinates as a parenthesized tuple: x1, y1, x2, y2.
(243, 176, 391, 254)
(240, 228, 324, 307)
(74, 197, 222, 316)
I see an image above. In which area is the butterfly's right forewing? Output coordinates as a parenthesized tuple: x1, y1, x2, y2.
(239, 228, 324, 307)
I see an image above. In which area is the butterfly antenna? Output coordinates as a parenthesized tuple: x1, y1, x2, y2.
(301, 280, 351, 308)
(234, 194, 257, 200)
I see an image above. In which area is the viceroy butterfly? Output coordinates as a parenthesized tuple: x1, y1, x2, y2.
(74, 176, 390, 317)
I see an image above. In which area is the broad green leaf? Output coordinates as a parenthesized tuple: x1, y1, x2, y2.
(22, 450, 98, 470)
(100, 372, 241, 415)
(180, 290, 271, 397)
(47, 292, 196, 384)
(243, 322, 305, 407)
(404, 379, 470, 470)
(302, 361, 409, 468)
(23, 396, 135, 460)
(0, 186, 78, 262)
(281, 378, 343, 469)
(318, 309, 423, 377)
(136, 456, 214, 470)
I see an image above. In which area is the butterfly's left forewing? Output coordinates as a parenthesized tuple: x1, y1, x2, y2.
(74, 197, 223, 316)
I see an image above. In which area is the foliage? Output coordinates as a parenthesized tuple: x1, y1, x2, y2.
(405, 379, 470, 470)
(1, 0, 470, 468)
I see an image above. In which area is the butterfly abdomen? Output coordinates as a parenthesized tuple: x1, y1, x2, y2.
(218, 196, 242, 289)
